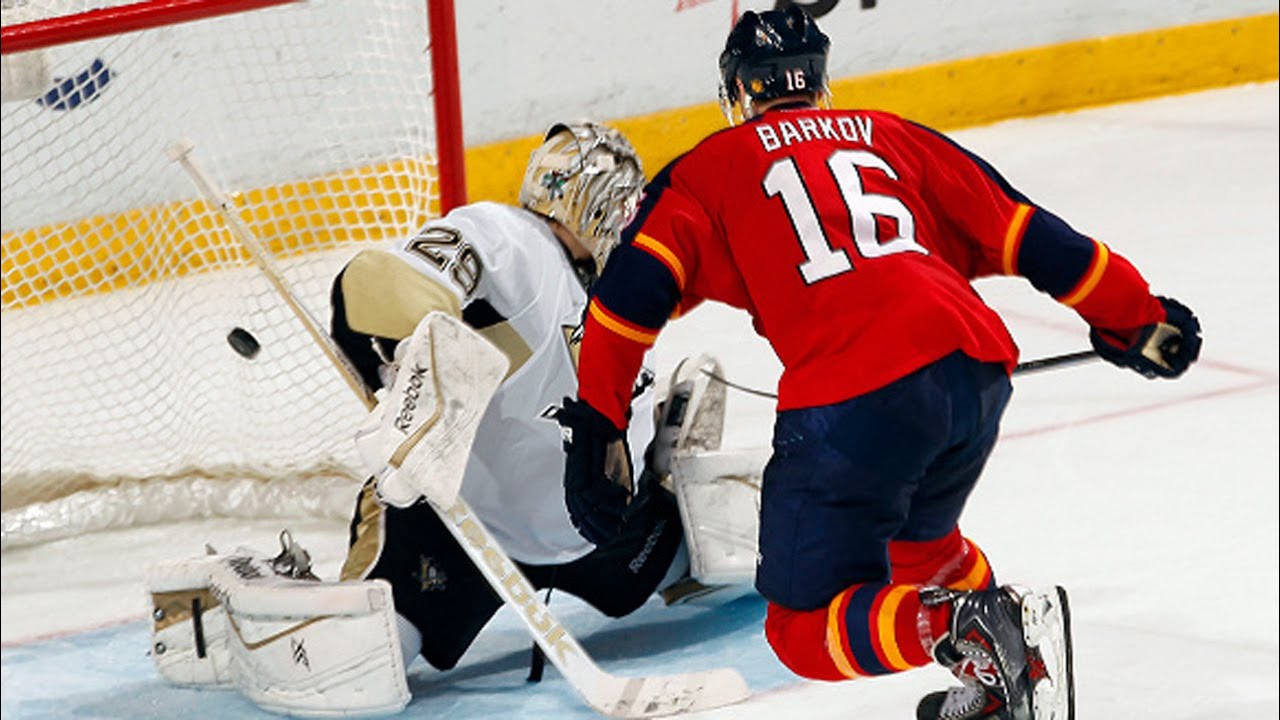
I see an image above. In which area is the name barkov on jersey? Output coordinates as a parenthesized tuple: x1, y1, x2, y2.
(755, 115, 874, 152)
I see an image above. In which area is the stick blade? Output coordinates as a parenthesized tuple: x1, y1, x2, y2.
(586, 666, 749, 718)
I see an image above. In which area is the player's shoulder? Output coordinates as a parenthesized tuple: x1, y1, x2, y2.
(389, 202, 556, 282)
(440, 201, 537, 235)
(823, 106, 930, 138)
(847, 107, 906, 122)
(430, 202, 550, 251)
(652, 124, 743, 189)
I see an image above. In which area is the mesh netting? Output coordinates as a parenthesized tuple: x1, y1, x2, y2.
(1, 0, 440, 546)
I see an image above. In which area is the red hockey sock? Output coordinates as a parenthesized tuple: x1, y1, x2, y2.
(765, 583, 952, 681)
(890, 527, 995, 590)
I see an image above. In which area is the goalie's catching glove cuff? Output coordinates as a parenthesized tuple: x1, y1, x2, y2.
(1090, 295, 1202, 379)
(556, 397, 648, 546)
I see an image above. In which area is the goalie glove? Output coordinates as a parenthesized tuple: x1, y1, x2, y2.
(556, 397, 650, 546)
(354, 312, 508, 508)
(1090, 295, 1202, 379)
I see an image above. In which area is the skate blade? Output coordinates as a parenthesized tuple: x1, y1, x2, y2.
(1021, 586, 1075, 720)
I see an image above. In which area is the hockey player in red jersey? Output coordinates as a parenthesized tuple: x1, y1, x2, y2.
(557, 7, 1202, 720)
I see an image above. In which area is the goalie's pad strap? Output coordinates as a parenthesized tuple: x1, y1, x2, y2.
(146, 555, 234, 687)
(214, 563, 393, 617)
(342, 249, 461, 340)
(670, 448, 769, 481)
(152, 587, 219, 633)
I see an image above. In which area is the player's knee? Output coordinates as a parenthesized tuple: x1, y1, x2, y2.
(763, 602, 847, 681)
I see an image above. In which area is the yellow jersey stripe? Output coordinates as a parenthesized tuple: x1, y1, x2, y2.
(1061, 239, 1110, 307)
(1001, 203, 1034, 276)
(633, 233, 687, 290)
(587, 300, 658, 346)
(948, 547, 992, 592)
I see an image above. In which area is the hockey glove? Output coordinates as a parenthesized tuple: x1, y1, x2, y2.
(556, 397, 649, 546)
(1090, 295, 1202, 379)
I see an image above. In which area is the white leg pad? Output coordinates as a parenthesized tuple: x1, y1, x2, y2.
(146, 554, 234, 687)
(669, 448, 769, 587)
(210, 560, 409, 718)
(651, 354, 728, 479)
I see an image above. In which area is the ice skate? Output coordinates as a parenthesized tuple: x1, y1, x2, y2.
(917, 585, 1073, 720)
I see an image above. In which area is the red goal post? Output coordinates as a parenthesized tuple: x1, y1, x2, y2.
(1, 0, 465, 547)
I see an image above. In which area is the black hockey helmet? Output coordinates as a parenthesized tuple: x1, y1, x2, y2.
(718, 6, 830, 123)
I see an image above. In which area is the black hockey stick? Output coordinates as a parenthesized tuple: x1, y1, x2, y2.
(1011, 349, 1098, 375)
(700, 349, 1100, 400)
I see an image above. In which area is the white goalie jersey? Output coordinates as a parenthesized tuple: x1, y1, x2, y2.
(376, 202, 656, 564)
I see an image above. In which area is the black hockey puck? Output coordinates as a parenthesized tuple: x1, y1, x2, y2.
(227, 326, 261, 359)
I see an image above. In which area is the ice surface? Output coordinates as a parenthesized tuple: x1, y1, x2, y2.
(2, 82, 1276, 719)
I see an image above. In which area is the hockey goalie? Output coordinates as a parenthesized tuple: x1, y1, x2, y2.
(145, 121, 761, 717)
(145, 352, 759, 717)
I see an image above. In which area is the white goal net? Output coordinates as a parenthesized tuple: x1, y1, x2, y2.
(1, 0, 455, 547)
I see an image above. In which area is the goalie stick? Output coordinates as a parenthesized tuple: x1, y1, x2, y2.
(165, 140, 376, 409)
(169, 140, 750, 718)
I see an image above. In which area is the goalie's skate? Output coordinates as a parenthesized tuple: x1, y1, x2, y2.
(917, 585, 1074, 720)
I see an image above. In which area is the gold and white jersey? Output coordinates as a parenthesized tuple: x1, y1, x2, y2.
(386, 202, 656, 564)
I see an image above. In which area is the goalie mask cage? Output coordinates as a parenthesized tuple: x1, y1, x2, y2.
(1, 0, 464, 548)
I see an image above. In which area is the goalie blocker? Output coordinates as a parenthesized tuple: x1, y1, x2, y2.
(355, 310, 509, 509)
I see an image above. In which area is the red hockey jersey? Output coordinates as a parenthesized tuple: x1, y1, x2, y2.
(579, 106, 1164, 428)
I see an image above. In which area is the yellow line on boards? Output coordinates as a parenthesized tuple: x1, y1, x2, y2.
(4, 13, 1274, 309)
(468, 12, 1278, 205)
(2, 158, 436, 309)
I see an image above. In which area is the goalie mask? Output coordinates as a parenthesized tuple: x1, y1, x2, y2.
(718, 6, 831, 124)
(519, 121, 645, 275)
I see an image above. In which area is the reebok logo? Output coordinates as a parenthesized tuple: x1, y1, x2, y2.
(394, 363, 429, 432)
(444, 501, 576, 664)
(291, 637, 311, 670)
(628, 518, 665, 573)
